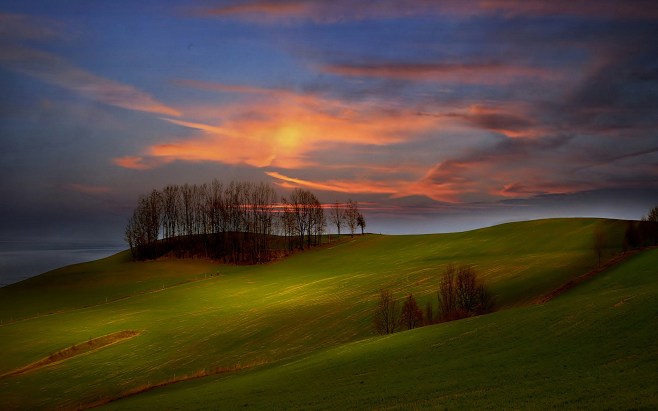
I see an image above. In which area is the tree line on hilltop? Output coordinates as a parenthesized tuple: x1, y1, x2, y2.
(125, 180, 365, 263)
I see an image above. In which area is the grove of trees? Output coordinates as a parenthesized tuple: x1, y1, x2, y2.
(125, 180, 366, 264)
(374, 264, 494, 335)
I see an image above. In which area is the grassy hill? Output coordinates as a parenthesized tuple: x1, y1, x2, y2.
(0, 218, 645, 409)
(107, 247, 658, 410)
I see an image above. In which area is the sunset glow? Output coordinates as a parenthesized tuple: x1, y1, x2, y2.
(1, 0, 657, 239)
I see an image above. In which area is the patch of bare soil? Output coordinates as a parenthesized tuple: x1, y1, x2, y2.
(0, 330, 140, 379)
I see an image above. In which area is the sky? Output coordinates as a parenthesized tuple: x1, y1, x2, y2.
(1, 0, 657, 242)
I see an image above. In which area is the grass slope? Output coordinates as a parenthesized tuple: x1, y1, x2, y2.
(0, 218, 630, 409)
(109, 248, 658, 410)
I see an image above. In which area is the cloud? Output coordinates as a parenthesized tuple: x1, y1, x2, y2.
(422, 105, 541, 138)
(115, 81, 440, 170)
(0, 13, 68, 42)
(205, 1, 307, 19)
(407, 135, 597, 202)
(321, 61, 550, 84)
(266, 171, 400, 195)
(0, 45, 180, 117)
(0, 14, 179, 117)
(199, 0, 658, 23)
(112, 156, 170, 170)
(266, 171, 463, 203)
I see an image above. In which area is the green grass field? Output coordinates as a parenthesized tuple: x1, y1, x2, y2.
(108, 247, 658, 410)
(1, 218, 652, 410)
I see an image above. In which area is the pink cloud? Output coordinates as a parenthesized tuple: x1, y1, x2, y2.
(112, 156, 170, 170)
(321, 62, 551, 84)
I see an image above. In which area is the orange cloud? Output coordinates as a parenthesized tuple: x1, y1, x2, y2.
(117, 82, 441, 169)
(266, 171, 400, 195)
(434, 104, 544, 138)
(495, 181, 586, 198)
(112, 156, 170, 170)
(266, 171, 463, 203)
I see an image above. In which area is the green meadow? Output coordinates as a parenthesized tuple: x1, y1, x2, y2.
(1, 218, 654, 410)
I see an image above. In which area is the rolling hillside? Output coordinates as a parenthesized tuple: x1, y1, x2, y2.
(0, 218, 641, 409)
(108, 247, 658, 410)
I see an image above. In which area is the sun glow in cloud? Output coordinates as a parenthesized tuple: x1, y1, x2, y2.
(117, 82, 441, 170)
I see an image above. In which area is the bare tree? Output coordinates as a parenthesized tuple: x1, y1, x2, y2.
(161, 184, 180, 241)
(400, 293, 423, 330)
(438, 264, 456, 319)
(281, 197, 296, 253)
(374, 289, 398, 335)
(330, 201, 344, 239)
(641, 205, 658, 246)
(125, 190, 161, 260)
(357, 213, 366, 235)
(647, 205, 658, 222)
(345, 199, 359, 238)
(286, 188, 325, 249)
(126, 179, 327, 263)
(438, 264, 493, 321)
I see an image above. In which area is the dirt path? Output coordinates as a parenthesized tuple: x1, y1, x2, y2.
(536, 249, 649, 304)
(0, 330, 140, 379)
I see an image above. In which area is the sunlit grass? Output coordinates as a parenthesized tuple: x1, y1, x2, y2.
(107, 248, 658, 410)
(0, 218, 631, 409)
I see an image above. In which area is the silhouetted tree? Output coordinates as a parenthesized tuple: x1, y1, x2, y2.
(286, 188, 324, 249)
(357, 213, 366, 235)
(330, 201, 344, 238)
(647, 205, 658, 222)
(374, 289, 398, 335)
(125, 180, 326, 263)
(640, 205, 658, 246)
(345, 199, 359, 238)
(400, 293, 423, 330)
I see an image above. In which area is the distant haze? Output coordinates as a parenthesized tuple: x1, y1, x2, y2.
(0, 241, 124, 287)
